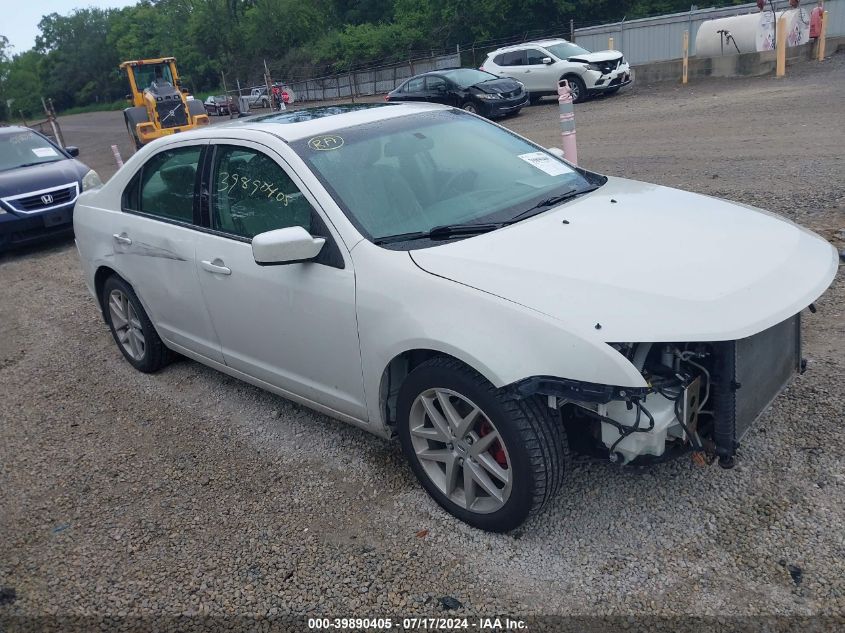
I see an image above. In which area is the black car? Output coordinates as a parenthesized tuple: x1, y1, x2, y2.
(386, 68, 528, 118)
(204, 95, 239, 116)
(0, 126, 99, 251)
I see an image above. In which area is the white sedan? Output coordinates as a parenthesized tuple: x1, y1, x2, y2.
(73, 103, 837, 532)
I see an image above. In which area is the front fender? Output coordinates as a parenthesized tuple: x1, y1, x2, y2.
(352, 243, 646, 429)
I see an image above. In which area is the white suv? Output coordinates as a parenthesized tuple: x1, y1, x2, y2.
(481, 38, 632, 103)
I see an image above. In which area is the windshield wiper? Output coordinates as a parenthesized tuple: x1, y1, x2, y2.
(372, 186, 597, 246)
(373, 223, 501, 245)
(503, 185, 604, 225)
(5, 161, 58, 170)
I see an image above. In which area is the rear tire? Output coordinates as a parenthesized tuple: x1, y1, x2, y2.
(102, 275, 173, 373)
(397, 357, 568, 532)
(529, 93, 544, 105)
(125, 122, 141, 151)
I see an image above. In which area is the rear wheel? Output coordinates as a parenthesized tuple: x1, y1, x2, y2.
(529, 93, 544, 105)
(102, 275, 172, 373)
(397, 357, 569, 532)
(125, 121, 142, 151)
(562, 75, 587, 103)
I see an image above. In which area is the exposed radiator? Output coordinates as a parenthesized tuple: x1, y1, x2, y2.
(711, 314, 802, 463)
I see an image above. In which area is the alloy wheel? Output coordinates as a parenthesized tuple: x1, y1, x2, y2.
(409, 388, 512, 513)
(462, 103, 478, 114)
(108, 289, 146, 361)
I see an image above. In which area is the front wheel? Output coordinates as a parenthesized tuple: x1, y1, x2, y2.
(562, 75, 587, 103)
(397, 357, 568, 532)
(461, 101, 479, 114)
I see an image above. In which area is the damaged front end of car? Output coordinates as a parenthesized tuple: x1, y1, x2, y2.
(512, 314, 803, 467)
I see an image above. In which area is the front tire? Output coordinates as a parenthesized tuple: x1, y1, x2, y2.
(397, 357, 568, 532)
(461, 101, 479, 114)
(562, 75, 587, 103)
(102, 275, 172, 373)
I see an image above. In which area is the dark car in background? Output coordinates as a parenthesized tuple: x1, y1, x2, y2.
(386, 68, 528, 118)
(203, 95, 239, 116)
(0, 126, 100, 251)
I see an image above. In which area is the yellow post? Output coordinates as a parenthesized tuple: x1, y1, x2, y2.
(609, 36, 614, 50)
(818, 11, 829, 61)
(776, 16, 787, 77)
(682, 30, 689, 84)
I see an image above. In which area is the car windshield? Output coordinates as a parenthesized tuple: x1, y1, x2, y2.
(442, 68, 498, 88)
(133, 63, 174, 88)
(293, 110, 599, 246)
(0, 130, 65, 172)
(545, 42, 591, 60)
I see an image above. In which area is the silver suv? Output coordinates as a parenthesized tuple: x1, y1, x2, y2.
(481, 38, 632, 103)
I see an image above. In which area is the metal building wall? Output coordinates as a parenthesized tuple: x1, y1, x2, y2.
(574, 1, 844, 64)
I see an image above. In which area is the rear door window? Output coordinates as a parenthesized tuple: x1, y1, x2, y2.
(128, 145, 202, 223)
(494, 51, 525, 66)
(406, 77, 425, 93)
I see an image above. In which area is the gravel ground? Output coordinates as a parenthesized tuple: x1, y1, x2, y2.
(1, 53, 844, 631)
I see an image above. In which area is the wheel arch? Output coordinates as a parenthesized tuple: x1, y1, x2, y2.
(378, 348, 499, 431)
(94, 265, 121, 318)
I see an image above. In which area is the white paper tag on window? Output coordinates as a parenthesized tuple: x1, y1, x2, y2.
(32, 147, 59, 158)
(518, 152, 569, 176)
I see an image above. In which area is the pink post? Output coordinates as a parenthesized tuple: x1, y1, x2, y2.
(558, 80, 578, 165)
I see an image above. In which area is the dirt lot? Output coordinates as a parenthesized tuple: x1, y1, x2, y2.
(1, 54, 844, 630)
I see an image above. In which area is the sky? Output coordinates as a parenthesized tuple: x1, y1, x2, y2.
(2, 0, 138, 54)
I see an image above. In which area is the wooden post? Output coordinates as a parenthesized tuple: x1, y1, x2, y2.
(608, 36, 614, 50)
(263, 59, 274, 109)
(220, 71, 233, 119)
(42, 97, 62, 148)
(776, 15, 787, 77)
(48, 98, 66, 148)
(817, 10, 829, 61)
(349, 72, 356, 103)
(682, 30, 689, 85)
(570, 19, 575, 43)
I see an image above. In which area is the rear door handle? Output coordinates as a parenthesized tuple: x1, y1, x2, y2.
(200, 259, 232, 275)
(113, 233, 132, 245)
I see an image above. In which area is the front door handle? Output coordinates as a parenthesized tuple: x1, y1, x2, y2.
(113, 232, 132, 245)
(200, 259, 232, 275)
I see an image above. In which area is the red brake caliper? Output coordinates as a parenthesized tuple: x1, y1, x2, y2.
(478, 420, 508, 469)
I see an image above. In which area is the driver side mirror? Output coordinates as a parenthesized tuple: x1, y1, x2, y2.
(542, 57, 553, 65)
(252, 226, 325, 265)
(65, 146, 80, 157)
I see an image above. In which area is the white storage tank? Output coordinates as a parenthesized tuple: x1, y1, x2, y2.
(695, 8, 810, 56)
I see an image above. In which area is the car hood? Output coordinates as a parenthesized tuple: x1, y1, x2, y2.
(410, 176, 838, 343)
(567, 50, 623, 63)
(472, 78, 522, 94)
(0, 159, 89, 198)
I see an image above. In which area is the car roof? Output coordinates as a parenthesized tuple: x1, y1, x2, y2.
(206, 102, 450, 142)
(488, 38, 568, 55)
(0, 125, 32, 136)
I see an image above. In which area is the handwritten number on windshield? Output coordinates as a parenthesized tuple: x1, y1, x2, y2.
(217, 172, 294, 205)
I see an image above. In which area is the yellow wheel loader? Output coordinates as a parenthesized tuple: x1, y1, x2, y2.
(120, 57, 209, 149)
